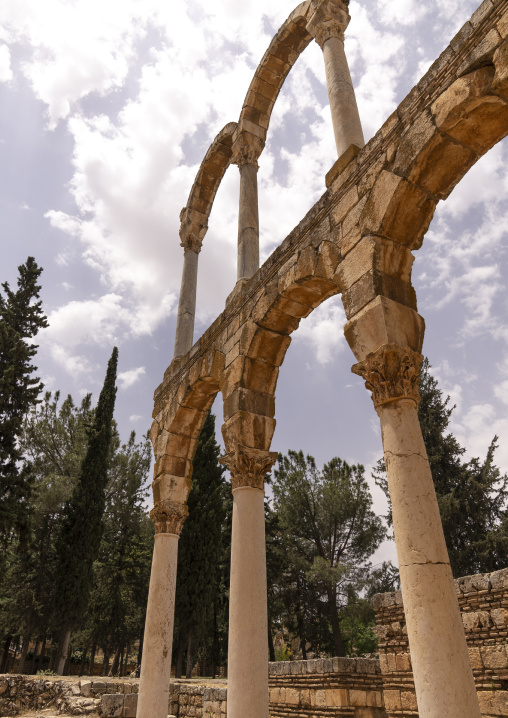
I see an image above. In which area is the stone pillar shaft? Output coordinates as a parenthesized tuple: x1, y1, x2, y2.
(352, 345, 480, 718)
(322, 35, 365, 157)
(227, 487, 269, 718)
(237, 162, 260, 281)
(174, 248, 199, 359)
(136, 533, 179, 718)
(378, 399, 481, 718)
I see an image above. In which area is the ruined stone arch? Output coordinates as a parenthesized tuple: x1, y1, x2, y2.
(139, 4, 508, 718)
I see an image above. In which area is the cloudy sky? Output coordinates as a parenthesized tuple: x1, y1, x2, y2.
(1, 0, 507, 565)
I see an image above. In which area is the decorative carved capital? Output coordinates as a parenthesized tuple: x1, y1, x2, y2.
(351, 344, 423, 409)
(179, 207, 207, 253)
(219, 445, 278, 491)
(150, 499, 188, 535)
(231, 132, 264, 170)
(307, 0, 350, 48)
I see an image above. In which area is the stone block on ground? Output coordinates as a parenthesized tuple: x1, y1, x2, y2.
(100, 693, 124, 718)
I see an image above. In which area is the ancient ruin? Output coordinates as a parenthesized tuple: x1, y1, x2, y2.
(136, 1, 508, 717)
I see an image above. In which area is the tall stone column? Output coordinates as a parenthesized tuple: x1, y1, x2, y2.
(232, 132, 264, 282)
(220, 445, 278, 718)
(352, 344, 481, 718)
(136, 500, 187, 718)
(173, 232, 202, 359)
(307, 0, 365, 157)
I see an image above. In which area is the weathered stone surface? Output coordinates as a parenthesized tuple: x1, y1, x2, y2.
(101, 693, 124, 717)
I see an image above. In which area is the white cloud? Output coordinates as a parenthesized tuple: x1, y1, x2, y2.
(118, 366, 146, 389)
(0, 44, 12, 82)
(129, 414, 142, 422)
(293, 296, 346, 365)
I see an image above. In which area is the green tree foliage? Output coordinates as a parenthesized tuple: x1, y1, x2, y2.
(173, 412, 228, 678)
(374, 358, 508, 577)
(84, 431, 153, 675)
(53, 348, 118, 671)
(271, 451, 386, 657)
(0, 257, 48, 547)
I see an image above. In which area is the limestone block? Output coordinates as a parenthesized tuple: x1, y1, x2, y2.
(383, 690, 401, 711)
(432, 65, 508, 155)
(359, 170, 436, 249)
(331, 186, 359, 225)
(91, 682, 107, 695)
(325, 689, 347, 707)
(470, 0, 495, 29)
(162, 432, 199, 461)
(458, 28, 501, 76)
(223, 387, 275, 419)
(481, 645, 508, 669)
(152, 474, 192, 505)
(244, 325, 292, 365)
(335, 235, 414, 293)
(342, 194, 368, 240)
(280, 273, 338, 308)
(316, 240, 341, 280)
(285, 688, 300, 705)
(154, 455, 192, 480)
(123, 694, 138, 718)
(311, 689, 327, 707)
(498, 12, 508, 39)
(492, 608, 508, 627)
(477, 690, 508, 716)
(490, 566, 508, 589)
(468, 647, 483, 670)
(349, 689, 367, 706)
(222, 410, 276, 451)
(344, 295, 425, 361)
(224, 356, 279, 395)
(401, 690, 418, 711)
(79, 682, 92, 698)
(271, 293, 314, 319)
(462, 610, 491, 630)
(101, 694, 124, 718)
(395, 652, 411, 672)
(493, 38, 508, 98)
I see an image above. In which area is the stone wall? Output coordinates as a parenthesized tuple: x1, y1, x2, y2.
(373, 567, 508, 717)
(268, 657, 385, 718)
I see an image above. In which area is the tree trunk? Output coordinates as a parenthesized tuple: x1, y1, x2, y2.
(326, 586, 345, 657)
(136, 632, 144, 678)
(63, 643, 72, 675)
(102, 650, 110, 676)
(109, 648, 121, 677)
(30, 639, 41, 675)
(55, 627, 72, 675)
(175, 636, 184, 679)
(0, 636, 12, 673)
(122, 644, 130, 677)
(267, 619, 276, 663)
(185, 632, 193, 679)
(17, 634, 31, 674)
(88, 641, 96, 676)
(211, 603, 218, 679)
(296, 607, 307, 660)
(37, 637, 47, 674)
(79, 644, 89, 677)
(9, 638, 19, 673)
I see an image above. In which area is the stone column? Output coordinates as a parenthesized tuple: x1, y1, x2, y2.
(220, 446, 278, 718)
(352, 345, 481, 718)
(232, 132, 264, 282)
(136, 500, 187, 718)
(173, 232, 202, 359)
(307, 0, 364, 157)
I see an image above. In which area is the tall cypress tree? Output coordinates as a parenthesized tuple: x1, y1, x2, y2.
(173, 412, 227, 678)
(0, 257, 48, 547)
(54, 347, 118, 673)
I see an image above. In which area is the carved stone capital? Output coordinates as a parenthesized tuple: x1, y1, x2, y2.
(351, 344, 423, 409)
(307, 0, 350, 48)
(231, 132, 264, 170)
(179, 207, 207, 253)
(150, 499, 188, 535)
(219, 445, 278, 491)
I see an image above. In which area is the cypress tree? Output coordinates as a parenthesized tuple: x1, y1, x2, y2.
(173, 412, 227, 678)
(53, 347, 118, 673)
(0, 257, 48, 547)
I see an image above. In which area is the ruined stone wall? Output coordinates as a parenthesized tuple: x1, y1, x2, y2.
(373, 567, 508, 717)
(268, 657, 385, 718)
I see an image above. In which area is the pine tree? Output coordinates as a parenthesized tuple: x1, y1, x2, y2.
(173, 412, 227, 678)
(53, 347, 118, 673)
(374, 358, 508, 577)
(272, 451, 386, 658)
(0, 257, 48, 547)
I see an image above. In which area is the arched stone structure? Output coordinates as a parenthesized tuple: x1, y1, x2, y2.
(137, 2, 508, 718)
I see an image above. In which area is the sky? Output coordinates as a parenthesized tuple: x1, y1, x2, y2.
(1, 0, 507, 566)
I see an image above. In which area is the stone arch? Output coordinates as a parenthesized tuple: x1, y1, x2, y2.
(150, 349, 224, 513)
(179, 123, 237, 245)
